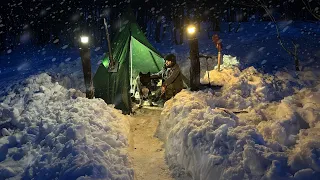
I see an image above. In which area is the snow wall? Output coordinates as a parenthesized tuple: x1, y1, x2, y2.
(157, 65, 320, 180)
(0, 73, 133, 180)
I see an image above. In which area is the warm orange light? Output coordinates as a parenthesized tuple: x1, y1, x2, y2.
(187, 25, 196, 35)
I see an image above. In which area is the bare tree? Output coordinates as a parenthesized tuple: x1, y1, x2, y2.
(253, 0, 301, 71)
(302, 0, 320, 20)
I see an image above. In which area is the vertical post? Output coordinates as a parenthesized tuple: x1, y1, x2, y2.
(217, 51, 221, 71)
(80, 36, 94, 99)
(130, 35, 133, 94)
(212, 34, 222, 71)
(104, 18, 114, 68)
(189, 38, 200, 91)
(187, 24, 200, 91)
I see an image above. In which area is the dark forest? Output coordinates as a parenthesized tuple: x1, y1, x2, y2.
(0, 0, 319, 52)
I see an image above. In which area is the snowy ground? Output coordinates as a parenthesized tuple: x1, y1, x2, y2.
(128, 108, 174, 180)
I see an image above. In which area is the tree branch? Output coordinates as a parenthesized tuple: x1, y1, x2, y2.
(253, 0, 300, 71)
(302, 0, 320, 20)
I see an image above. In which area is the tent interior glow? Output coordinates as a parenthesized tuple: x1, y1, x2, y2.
(81, 36, 89, 44)
(187, 25, 196, 35)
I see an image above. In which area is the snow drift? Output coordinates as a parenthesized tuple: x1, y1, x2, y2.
(0, 73, 133, 180)
(158, 66, 320, 180)
(201, 66, 296, 109)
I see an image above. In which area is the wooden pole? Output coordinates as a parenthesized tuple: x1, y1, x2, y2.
(189, 38, 200, 91)
(104, 18, 114, 68)
(212, 34, 222, 71)
(217, 51, 221, 71)
(80, 42, 94, 99)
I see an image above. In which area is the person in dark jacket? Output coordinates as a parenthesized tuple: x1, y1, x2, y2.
(151, 54, 184, 101)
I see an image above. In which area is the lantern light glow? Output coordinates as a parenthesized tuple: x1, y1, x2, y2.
(81, 36, 89, 44)
(187, 25, 196, 35)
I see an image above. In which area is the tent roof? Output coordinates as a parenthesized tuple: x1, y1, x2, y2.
(104, 8, 162, 64)
(119, 8, 161, 56)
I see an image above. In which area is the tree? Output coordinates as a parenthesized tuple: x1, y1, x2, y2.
(253, 0, 301, 71)
(302, 0, 320, 20)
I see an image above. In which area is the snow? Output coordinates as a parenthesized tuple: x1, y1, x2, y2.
(157, 90, 291, 180)
(62, 45, 69, 49)
(0, 74, 133, 179)
(215, 55, 240, 70)
(157, 66, 320, 180)
(200, 66, 297, 109)
(0, 19, 320, 179)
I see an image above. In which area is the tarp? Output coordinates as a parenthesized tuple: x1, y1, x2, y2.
(93, 8, 164, 114)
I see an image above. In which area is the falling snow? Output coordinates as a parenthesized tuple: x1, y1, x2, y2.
(0, 1, 319, 179)
(62, 45, 69, 49)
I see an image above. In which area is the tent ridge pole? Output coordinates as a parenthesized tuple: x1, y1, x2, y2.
(130, 31, 133, 94)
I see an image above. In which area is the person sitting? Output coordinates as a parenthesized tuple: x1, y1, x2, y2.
(151, 54, 184, 101)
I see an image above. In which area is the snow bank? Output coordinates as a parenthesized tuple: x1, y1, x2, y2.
(257, 87, 320, 146)
(0, 73, 133, 180)
(158, 66, 320, 180)
(214, 55, 240, 70)
(202, 66, 295, 109)
(289, 128, 320, 179)
(158, 90, 291, 180)
(47, 59, 93, 92)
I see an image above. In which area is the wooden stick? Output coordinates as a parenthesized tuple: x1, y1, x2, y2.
(217, 52, 221, 71)
(104, 18, 114, 68)
(212, 34, 222, 71)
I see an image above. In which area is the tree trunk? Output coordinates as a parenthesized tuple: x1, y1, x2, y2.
(155, 19, 161, 43)
(295, 56, 300, 71)
(162, 25, 167, 39)
(173, 18, 179, 45)
(173, 27, 178, 45)
(235, 22, 241, 33)
(207, 22, 212, 39)
(179, 8, 184, 44)
(228, 22, 232, 33)
(214, 17, 220, 32)
(179, 29, 184, 45)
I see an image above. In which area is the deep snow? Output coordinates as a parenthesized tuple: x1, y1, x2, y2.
(157, 63, 320, 180)
(0, 74, 133, 179)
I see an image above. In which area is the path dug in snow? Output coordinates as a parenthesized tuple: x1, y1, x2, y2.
(128, 108, 173, 180)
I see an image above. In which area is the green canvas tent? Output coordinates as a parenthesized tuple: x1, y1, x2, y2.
(93, 9, 164, 114)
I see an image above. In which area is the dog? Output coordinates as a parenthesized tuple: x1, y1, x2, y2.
(134, 72, 154, 108)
